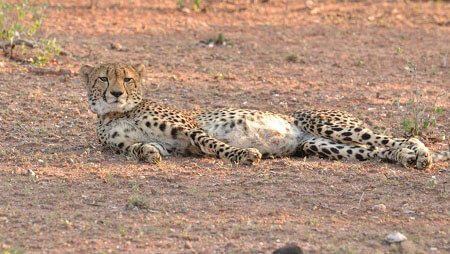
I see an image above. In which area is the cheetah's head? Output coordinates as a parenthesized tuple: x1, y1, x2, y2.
(79, 63, 145, 115)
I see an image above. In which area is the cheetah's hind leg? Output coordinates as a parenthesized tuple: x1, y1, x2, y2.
(292, 110, 432, 169)
(297, 136, 418, 167)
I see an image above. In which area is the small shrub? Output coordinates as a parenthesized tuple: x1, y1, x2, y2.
(395, 61, 444, 136)
(0, 0, 61, 65)
(127, 194, 150, 210)
(176, 0, 184, 10)
(286, 53, 299, 63)
(193, 0, 202, 11)
(354, 57, 364, 67)
(0, 0, 46, 43)
(206, 33, 234, 47)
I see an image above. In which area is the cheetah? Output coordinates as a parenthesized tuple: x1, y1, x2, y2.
(80, 63, 449, 169)
(80, 63, 261, 165)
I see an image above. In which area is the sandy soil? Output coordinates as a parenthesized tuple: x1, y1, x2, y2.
(0, 0, 449, 253)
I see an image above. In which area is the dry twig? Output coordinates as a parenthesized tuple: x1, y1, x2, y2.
(25, 65, 72, 75)
(0, 38, 71, 56)
(0, 38, 38, 49)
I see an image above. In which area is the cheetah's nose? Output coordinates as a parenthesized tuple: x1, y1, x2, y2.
(110, 90, 123, 98)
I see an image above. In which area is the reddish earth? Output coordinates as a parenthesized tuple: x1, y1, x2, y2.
(0, 0, 449, 253)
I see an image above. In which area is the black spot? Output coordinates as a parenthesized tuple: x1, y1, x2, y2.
(153, 122, 158, 127)
(343, 137, 353, 141)
(322, 148, 331, 154)
(332, 127, 343, 131)
(111, 132, 119, 138)
(224, 152, 229, 157)
(361, 133, 371, 140)
(230, 121, 235, 128)
(325, 130, 333, 136)
(118, 143, 124, 149)
(318, 152, 329, 158)
(310, 145, 318, 152)
(294, 120, 298, 125)
(354, 128, 362, 132)
(238, 119, 243, 124)
(342, 132, 352, 136)
(171, 127, 178, 138)
(381, 139, 389, 145)
(355, 154, 364, 161)
(143, 116, 148, 119)
(146, 121, 151, 128)
(330, 147, 339, 154)
(337, 155, 343, 159)
(347, 150, 353, 154)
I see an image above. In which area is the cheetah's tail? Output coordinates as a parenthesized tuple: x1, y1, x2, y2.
(432, 150, 450, 162)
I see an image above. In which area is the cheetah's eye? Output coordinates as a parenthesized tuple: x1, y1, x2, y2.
(99, 77, 108, 82)
(124, 77, 132, 82)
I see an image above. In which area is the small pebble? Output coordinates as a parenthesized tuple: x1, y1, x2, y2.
(385, 232, 407, 243)
(372, 204, 386, 212)
(110, 42, 123, 50)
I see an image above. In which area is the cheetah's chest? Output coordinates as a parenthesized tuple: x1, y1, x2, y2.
(198, 113, 307, 157)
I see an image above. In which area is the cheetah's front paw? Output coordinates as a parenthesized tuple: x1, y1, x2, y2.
(233, 148, 262, 165)
(141, 144, 162, 164)
(130, 143, 162, 164)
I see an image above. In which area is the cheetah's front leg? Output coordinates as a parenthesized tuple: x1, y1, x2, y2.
(187, 130, 262, 165)
(104, 128, 169, 163)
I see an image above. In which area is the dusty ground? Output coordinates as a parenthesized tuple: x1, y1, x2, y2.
(0, 0, 449, 253)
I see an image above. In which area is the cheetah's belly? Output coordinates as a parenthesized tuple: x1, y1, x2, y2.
(200, 114, 307, 157)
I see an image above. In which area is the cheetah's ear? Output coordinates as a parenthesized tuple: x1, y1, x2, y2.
(79, 65, 93, 85)
(132, 63, 145, 78)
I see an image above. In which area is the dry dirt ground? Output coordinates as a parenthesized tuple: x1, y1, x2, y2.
(0, 0, 449, 253)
